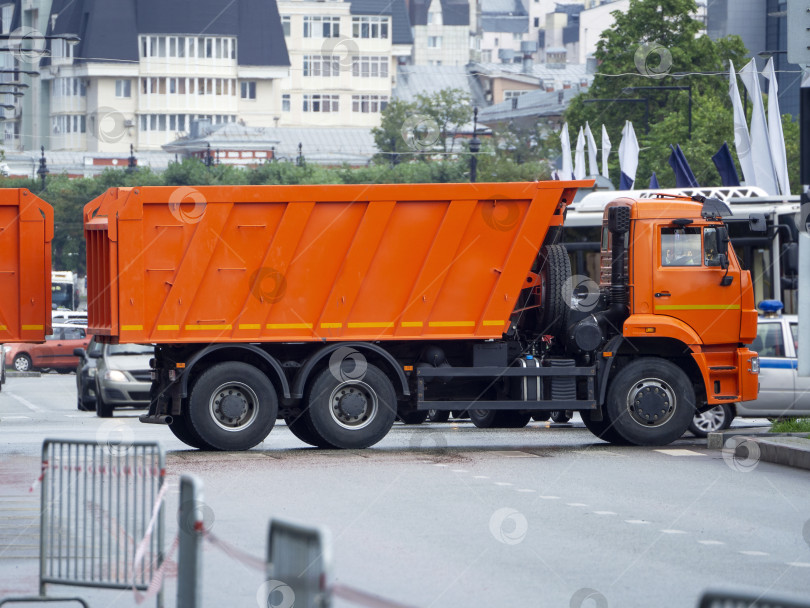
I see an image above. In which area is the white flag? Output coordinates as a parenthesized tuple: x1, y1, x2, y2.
(584, 122, 598, 176)
(559, 122, 573, 180)
(728, 60, 756, 187)
(618, 121, 639, 190)
(574, 127, 586, 180)
(739, 59, 779, 194)
(601, 124, 611, 180)
(764, 57, 790, 197)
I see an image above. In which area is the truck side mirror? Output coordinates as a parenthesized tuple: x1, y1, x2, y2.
(748, 214, 767, 232)
(73, 348, 85, 358)
(782, 242, 799, 275)
(715, 226, 730, 256)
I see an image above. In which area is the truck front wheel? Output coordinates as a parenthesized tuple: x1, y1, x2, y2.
(187, 362, 278, 451)
(304, 363, 396, 449)
(606, 358, 695, 446)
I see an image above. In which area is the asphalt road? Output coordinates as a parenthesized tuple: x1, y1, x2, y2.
(1, 374, 809, 608)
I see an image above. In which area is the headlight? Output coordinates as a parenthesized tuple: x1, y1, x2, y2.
(748, 356, 759, 374)
(104, 369, 129, 382)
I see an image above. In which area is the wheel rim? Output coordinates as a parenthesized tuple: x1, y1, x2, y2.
(328, 381, 378, 430)
(693, 406, 727, 433)
(626, 377, 676, 427)
(14, 357, 29, 372)
(208, 381, 259, 432)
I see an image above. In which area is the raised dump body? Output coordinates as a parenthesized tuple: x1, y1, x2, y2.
(0, 189, 53, 342)
(83, 182, 584, 343)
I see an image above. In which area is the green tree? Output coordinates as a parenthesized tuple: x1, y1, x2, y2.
(371, 98, 419, 163)
(414, 88, 472, 155)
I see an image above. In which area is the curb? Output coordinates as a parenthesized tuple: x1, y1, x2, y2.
(708, 433, 810, 472)
(5, 371, 41, 378)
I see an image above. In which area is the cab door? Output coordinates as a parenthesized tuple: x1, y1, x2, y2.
(652, 225, 741, 344)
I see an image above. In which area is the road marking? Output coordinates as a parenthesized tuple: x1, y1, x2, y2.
(451, 469, 467, 473)
(494, 482, 512, 486)
(539, 495, 560, 500)
(660, 529, 687, 534)
(593, 511, 617, 516)
(739, 551, 769, 557)
(567, 503, 588, 507)
(698, 540, 725, 545)
(786, 562, 810, 568)
(6, 392, 43, 413)
(0, 416, 30, 420)
(625, 520, 650, 525)
(473, 475, 489, 479)
(516, 489, 535, 493)
(654, 449, 704, 457)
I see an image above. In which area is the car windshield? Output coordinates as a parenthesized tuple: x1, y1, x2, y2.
(107, 344, 154, 356)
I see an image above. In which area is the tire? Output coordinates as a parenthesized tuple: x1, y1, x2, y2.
(605, 358, 695, 446)
(689, 404, 734, 438)
(187, 362, 278, 451)
(537, 244, 571, 336)
(95, 388, 114, 418)
(13, 354, 32, 372)
(470, 409, 530, 428)
(470, 409, 498, 428)
(581, 410, 630, 445)
(283, 410, 334, 448)
(168, 415, 213, 450)
(77, 394, 94, 411)
(428, 409, 451, 423)
(532, 412, 550, 422)
(304, 363, 397, 449)
(398, 410, 429, 425)
(550, 410, 572, 424)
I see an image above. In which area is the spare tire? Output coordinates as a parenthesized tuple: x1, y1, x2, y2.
(537, 244, 571, 337)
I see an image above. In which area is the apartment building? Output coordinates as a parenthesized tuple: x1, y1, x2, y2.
(277, 0, 411, 128)
(409, 0, 471, 66)
(479, 0, 530, 64)
(33, 0, 289, 153)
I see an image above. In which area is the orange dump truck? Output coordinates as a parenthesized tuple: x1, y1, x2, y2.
(0, 189, 53, 344)
(83, 182, 759, 450)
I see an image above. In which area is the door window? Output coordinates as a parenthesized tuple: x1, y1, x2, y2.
(63, 327, 85, 340)
(754, 322, 785, 357)
(790, 323, 798, 354)
(45, 330, 61, 341)
(661, 227, 701, 266)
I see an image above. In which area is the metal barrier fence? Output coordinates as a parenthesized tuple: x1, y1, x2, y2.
(0, 438, 166, 608)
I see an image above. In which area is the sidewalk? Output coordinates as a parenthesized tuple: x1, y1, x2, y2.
(708, 429, 810, 472)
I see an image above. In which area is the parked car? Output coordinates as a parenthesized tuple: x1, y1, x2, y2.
(3, 324, 90, 373)
(52, 310, 87, 326)
(690, 300, 807, 437)
(0, 345, 5, 390)
(74, 336, 102, 411)
(88, 343, 154, 417)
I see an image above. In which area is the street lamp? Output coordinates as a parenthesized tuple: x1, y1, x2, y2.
(583, 98, 650, 134)
(37, 146, 49, 191)
(469, 107, 481, 183)
(622, 86, 692, 139)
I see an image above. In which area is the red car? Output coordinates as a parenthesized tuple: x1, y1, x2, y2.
(4, 324, 90, 373)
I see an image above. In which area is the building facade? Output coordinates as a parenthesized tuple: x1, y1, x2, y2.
(410, 0, 471, 66)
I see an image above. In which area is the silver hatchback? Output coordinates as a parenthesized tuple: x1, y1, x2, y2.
(92, 343, 154, 417)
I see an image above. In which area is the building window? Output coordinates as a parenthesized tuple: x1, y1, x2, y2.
(533, 17, 540, 27)
(352, 16, 389, 39)
(303, 94, 339, 112)
(303, 16, 340, 38)
(503, 90, 528, 99)
(351, 56, 388, 78)
(427, 12, 441, 25)
(303, 55, 341, 77)
(51, 114, 86, 134)
(115, 79, 131, 98)
(282, 16, 291, 36)
(282, 94, 290, 111)
(241, 81, 257, 99)
(351, 94, 389, 113)
(427, 36, 442, 48)
(140, 35, 235, 60)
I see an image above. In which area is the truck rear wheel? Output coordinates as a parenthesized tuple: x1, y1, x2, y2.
(304, 363, 396, 449)
(605, 358, 695, 446)
(187, 362, 278, 451)
(428, 409, 450, 423)
(581, 410, 630, 445)
(470, 409, 531, 428)
(283, 410, 334, 448)
(169, 415, 213, 450)
(537, 244, 571, 336)
(398, 410, 429, 425)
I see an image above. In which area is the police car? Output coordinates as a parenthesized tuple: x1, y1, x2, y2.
(689, 300, 808, 437)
